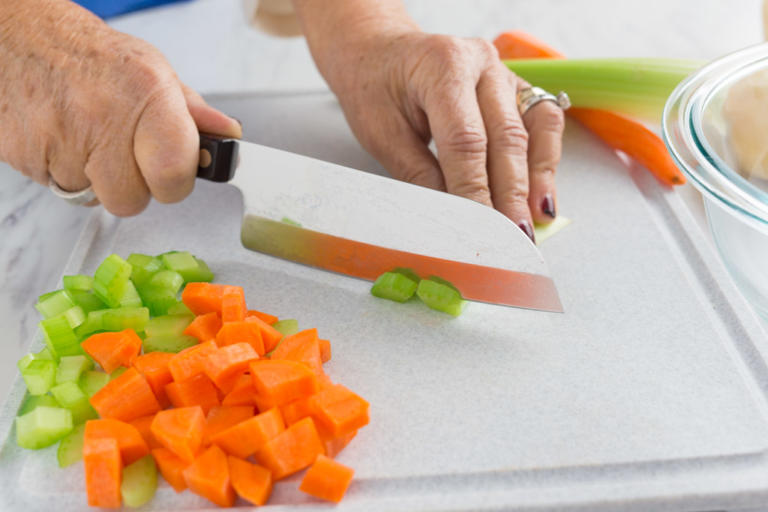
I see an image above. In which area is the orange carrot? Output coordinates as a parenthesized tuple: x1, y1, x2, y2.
(299, 454, 354, 503)
(90, 368, 161, 422)
(165, 373, 221, 414)
(280, 395, 314, 426)
(204, 342, 260, 392)
(202, 405, 254, 446)
(220, 285, 246, 323)
(81, 329, 142, 373)
(318, 339, 331, 364)
(211, 407, 285, 459)
(270, 328, 324, 376)
(151, 448, 189, 492)
(181, 282, 226, 315)
(183, 445, 236, 507)
(309, 384, 369, 438)
(168, 340, 218, 382)
(183, 312, 222, 343)
(250, 360, 318, 409)
(228, 456, 273, 506)
(150, 406, 205, 463)
(247, 310, 278, 325)
(323, 430, 357, 459)
(215, 320, 265, 354)
(245, 315, 283, 353)
(129, 414, 162, 450)
(493, 30, 564, 59)
(221, 374, 257, 407)
(132, 351, 174, 408)
(254, 417, 325, 480)
(85, 418, 149, 465)
(83, 436, 122, 508)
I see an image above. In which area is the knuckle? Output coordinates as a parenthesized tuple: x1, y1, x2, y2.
(496, 186, 530, 209)
(473, 38, 499, 60)
(491, 119, 529, 153)
(452, 179, 492, 204)
(104, 194, 150, 217)
(531, 104, 566, 133)
(444, 126, 487, 157)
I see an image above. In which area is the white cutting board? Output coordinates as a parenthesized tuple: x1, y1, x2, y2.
(2, 91, 768, 511)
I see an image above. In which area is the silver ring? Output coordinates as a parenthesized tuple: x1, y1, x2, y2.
(517, 86, 571, 116)
(48, 177, 97, 206)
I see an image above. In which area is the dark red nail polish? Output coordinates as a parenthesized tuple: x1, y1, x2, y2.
(541, 194, 556, 218)
(518, 220, 536, 244)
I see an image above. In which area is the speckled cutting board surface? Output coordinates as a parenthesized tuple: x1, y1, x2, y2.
(2, 91, 768, 511)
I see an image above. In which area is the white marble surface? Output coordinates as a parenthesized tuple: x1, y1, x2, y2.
(0, 0, 763, 413)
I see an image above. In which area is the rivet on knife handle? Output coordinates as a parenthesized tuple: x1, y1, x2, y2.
(197, 133, 239, 183)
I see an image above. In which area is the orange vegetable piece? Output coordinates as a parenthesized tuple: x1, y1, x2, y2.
(90, 368, 161, 422)
(151, 448, 189, 492)
(150, 406, 205, 463)
(221, 374, 257, 407)
(318, 339, 331, 364)
(247, 310, 278, 325)
(250, 359, 318, 409)
(492, 30, 564, 59)
(168, 340, 218, 382)
(183, 312, 222, 342)
(309, 384, 369, 438)
(83, 436, 122, 508)
(81, 329, 142, 373)
(204, 342, 260, 392)
(220, 285, 246, 323)
(280, 395, 314, 426)
(228, 456, 273, 506)
(270, 328, 323, 375)
(132, 351, 174, 408)
(323, 430, 357, 459)
(254, 417, 324, 480)
(129, 414, 162, 450)
(211, 407, 285, 458)
(215, 321, 264, 355)
(183, 445, 236, 507)
(85, 418, 149, 465)
(165, 373, 221, 415)
(181, 282, 226, 315)
(203, 405, 254, 446)
(245, 315, 283, 353)
(299, 454, 354, 503)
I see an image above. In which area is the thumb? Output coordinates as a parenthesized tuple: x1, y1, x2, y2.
(182, 84, 242, 139)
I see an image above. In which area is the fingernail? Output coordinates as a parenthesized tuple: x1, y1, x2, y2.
(517, 220, 536, 244)
(541, 194, 556, 218)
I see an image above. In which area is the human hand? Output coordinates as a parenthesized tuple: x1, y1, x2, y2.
(0, 0, 241, 216)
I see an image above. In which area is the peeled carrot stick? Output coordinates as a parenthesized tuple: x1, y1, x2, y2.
(493, 30, 564, 59)
(183, 445, 236, 507)
(83, 436, 122, 508)
(228, 456, 273, 506)
(299, 454, 354, 503)
(183, 312, 222, 343)
(85, 418, 149, 465)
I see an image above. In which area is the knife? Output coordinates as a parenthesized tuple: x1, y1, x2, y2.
(196, 134, 563, 313)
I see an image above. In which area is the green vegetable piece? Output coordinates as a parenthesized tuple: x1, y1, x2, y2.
(121, 454, 158, 507)
(57, 422, 86, 468)
(143, 335, 198, 354)
(18, 394, 59, 416)
(35, 290, 76, 319)
(20, 359, 57, 395)
(76, 309, 108, 339)
(15, 406, 73, 450)
(393, 267, 421, 282)
(160, 251, 200, 281)
(50, 381, 98, 424)
(62, 275, 94, 292)
(79, 370, 110, 397)
(127, 253, 163, 288)
(281, 216, 302, 227)
(93, 254, 134, 308)
(35, 347, 55, 361)
(40, 315, 84, 359)
(17, 354, 34, 371)
(56, 305, 86, 329)
(189, 257, 215, 282)
(144, 315, 193, 338)
(139, 287, 180, 317)
(117, 280, 143, 308)
(69, 290, 107, 313)
(272, 319, 299, 337)
(101, 307, 150, 332)
(109, 367, 128, 381)
(55, 355, 94, 384)
(166, 301, 193, 316)
(37, 289, 61, 303)
(371, 271, 419, 303)
(148, 270, 184, 293)
(416, 278, 466, 317)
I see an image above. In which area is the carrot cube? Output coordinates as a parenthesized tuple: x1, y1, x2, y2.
(168, 340, 218, 382)
(150, 406, 205, 463)
(165, 373, 220, 415)
(216, 321, 264, 355)
(254, 417, 324, 480)
(181, 282, 226, 315)
(245, 315, 283, 353)
(152, 448, 189, 492)
(204, 342, 259, 392)
(132, 351, 174, 408)
(270, 328, 323, 376)
(183, 445, 236, 507)
(90, 368, 160, 422)
(212, 407, 285, 458)
(82, 329, 142, 373)
(202, 405, 254, 446)
(85, 418, 149, 465)
(220, 285, 246, 323)
(83, 437, 122, 508)
(250, 360, 318, 409)
(183, 312, 222, 343)
(228, 456, 273, 506)
(299, 454, 354, 503)
(309, 384, 369, 438)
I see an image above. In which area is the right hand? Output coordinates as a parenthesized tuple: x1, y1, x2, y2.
(0, 0, 241, 216)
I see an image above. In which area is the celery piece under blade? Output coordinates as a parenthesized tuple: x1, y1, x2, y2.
(35, 290, 76, 319)
(55, 355, 94, 384)
(416, 278, 466, 317)
(371, 271, 419, 303)
(143, 334, 198, 353)
(15, 406, 73, 450)
(121, 454, 158, 507)
(62, 275, 94, 292)
(57, 422, 86, 468)
(50, 381, 97, 424)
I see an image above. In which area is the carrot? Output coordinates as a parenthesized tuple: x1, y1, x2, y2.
(220, 285, 246, 323)
(85, 418, 149, 465)
(129, 414, 162, 450)
(90, 368, 161, 422)
(323, 430, 357, 459)
(492, 30, 686, 187)
(168, 340, 218, 382)
(183, 445, 236, 507)
(215, 321, 265, 355)
(247, 309, 278, 325)
(83, 436, 122, 508)
(132, 351, 174, 408)
(221, 374, 257, 407)
(309, 384, 369, 438)
(151, 448, 188, 492)
(150, 406, 205, 463)
(81, 329, 142, 373)
(250, 360, 319, 409)
(211, 407, 285, 459)
(280, 395, 314, 426)
(228, 456, 273, 506)
(181, 282, 226, 315)
(254, 416, 325, 480)
(299, 454, 354, 503)
(204, 342, 260, 392)
(165, 373, 221, 414)
(183, 312, 222, 343)
(245, 315, 283, 353)
(202, 405, 254, 446)
(318, 339, 331, 364)
(270, 328, 324, 376)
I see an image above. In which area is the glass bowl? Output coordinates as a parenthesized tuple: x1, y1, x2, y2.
(663, 43, 768, 318)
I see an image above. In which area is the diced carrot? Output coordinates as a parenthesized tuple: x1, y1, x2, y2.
(129, 414, 162, 450)
(152, 448, 188, 492)
(203, 406, 254, 446)
(132, 351, 174, 408)
(165, 373, 221, 415)
(183, 312, 222, 343)
(254, 417, 325, 480)
(83, 436, 122, 508)
(204, 342, 260, 392)
(183, 445, 236, 507)
(181, 282, 226, 315)
(492, 30, 564, 59)
(150, 406, 205, 463)
(250, 360, 318, 409)
(81, 329, 141, 373)
(270, 328, 323, 376)
(245, 315, 283, 353)
(211, 407, 285, 458)
(221, 374, 257, 407)
(90, 368, 161, 422)
(220, 285, 246, 323)
(247, 310, 278, 325)
(309, 384, 369, 438)
(228, 456, 272, 506)
(323, 430, 357, 459)
(168, 340, 218, 382)
(319, 339, 331, 364)
(215, 321, 264, 355)
(299, 454, 354, 503)
(85, 418, 149, 465)
(280, 395, 314, 426)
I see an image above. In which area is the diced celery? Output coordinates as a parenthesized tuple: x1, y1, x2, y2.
(56, 305, 86, 329)
(40, 316, 83, 359)
(76, 309, 107, 339)
(394, 267, 421, 283)
(117, 280, 143, 308)
(57, 422, 86, 468)
(148, 270, 184, 293)
(371, 271, 419, 303)
(93, 254, 133, 308)
(140, 287, 180, 317)
(143, 334, 198, 353)
(79, 370, 110, 397)
(100, 307, 150, 332)
(144, 315, 193, 339)
(69, 290, 107, 313)
(20, 360, 57, 395)
(190, 257, 214, 282)
(35, 347, 54, 361)
(121, 454, 158, 507)
(37, 290, 61, 302)
(416, 278, 466, 317)
(109, 367, 128, 381)
(15, 406, 73, 450)
(272, 319, 299, 337)
(166, 301, 193, 316)
(18, 394, 59, 416)
(62, 275, 94, 292)
(55, 355, 94, 384)
(17, 354, 34, 371)
(50, 382, 98, 425)
(160, 251, 199, 281)
(127, 253, 164, 289)
(35, 290, 76, 319)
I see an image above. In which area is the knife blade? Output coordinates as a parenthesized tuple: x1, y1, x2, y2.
(197, 134, 563, 312)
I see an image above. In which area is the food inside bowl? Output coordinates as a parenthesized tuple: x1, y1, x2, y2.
(723, 69, 768, 180)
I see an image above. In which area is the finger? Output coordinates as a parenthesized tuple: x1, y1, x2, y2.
(134, 86, 200, 204)
(84, 138, 151, 217)
(182, 84, 242, 139)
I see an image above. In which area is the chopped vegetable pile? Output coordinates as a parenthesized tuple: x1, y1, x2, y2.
(15, 251, 368, 508)
(371, 268, 467, 317)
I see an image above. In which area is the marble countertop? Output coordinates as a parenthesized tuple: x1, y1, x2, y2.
(0, 0, 762, 401)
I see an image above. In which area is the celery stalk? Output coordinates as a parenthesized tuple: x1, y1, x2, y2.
(121, 455, 158, 507)
(57, 422, 86, 467)
(15, 406, 73, 449)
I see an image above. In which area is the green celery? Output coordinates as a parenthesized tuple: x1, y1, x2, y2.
(272, 319, 299, 337)
(101, 307, 150, 332)
(121, 454, 158, 507)
(18, 394, 59, 415)
(57, 305, 86, 329)
(69, 290, 107, 313)
(76, 309, 108, 338)
(20, 359, 57, 395)
(143, 334, 198, 353)
(371, 271, 419, 303)
(166, 301, 193, 316)
(160, 251, 200, 282)
(50, 381, 97, 424)
(79, 370, 110, 397)
(117, 280, 143, 308)
(35, 347, 54, 361)
(55, 355, 94, 384)
(148, 270, 184, 293)
(62, 275, 94, 292)
(17, 354, 34, 371)
(109, 367, 128, 381)
(416, 278, 466, 317)
(93, 254, 133, 307)
(15, 406, 73, 450)
(35, 290, 75, 319)
(127, 253, 163, 288)
(57, 422, 86, 468)
(40, 315, 83, 359)
(190, 257, 214, 282)
(140, 287, 180, 317)
(144, 314, 193, 338)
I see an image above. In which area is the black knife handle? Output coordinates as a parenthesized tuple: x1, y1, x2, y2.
(197, 134, 239, 183)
